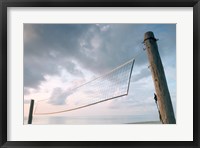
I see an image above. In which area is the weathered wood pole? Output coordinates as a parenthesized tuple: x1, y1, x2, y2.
(143, 31, 176, 124)
(28, 99, 34, 124)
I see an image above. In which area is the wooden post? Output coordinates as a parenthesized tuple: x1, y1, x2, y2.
(28, 99, 34, 124)
(143, 31, 176, 124)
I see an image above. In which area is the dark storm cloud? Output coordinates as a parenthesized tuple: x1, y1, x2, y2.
(24, 24, 176, 92)
(24, 24, 88, 89)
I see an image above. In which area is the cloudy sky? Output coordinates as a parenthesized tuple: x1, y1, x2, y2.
(24, 24, 176, 124)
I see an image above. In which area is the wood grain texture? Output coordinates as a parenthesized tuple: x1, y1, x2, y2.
(144, 31, 176, 124)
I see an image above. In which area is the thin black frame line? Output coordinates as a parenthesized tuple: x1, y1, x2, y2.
(193, 1, 200, 146)
(1, 0, 199, 148)
(0, 3, 2, 148)
(1, 1, 8, 147)
(0, 0, 198, 7)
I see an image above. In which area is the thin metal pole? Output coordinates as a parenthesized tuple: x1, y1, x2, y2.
(28, 99, 34, 124)
(143, 31, 176, 124)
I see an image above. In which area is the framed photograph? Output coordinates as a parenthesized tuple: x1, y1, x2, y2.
(1, 0, 199, 147)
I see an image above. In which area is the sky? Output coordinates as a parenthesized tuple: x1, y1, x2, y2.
(24, 24, 176, 124)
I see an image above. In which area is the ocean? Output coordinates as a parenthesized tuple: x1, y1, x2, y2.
(24, 115, 161, 125)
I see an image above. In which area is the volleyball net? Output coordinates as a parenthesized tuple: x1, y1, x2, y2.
(34, 59, 135, 115)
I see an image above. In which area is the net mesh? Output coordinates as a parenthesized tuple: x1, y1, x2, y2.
(34, 59, 135, 115)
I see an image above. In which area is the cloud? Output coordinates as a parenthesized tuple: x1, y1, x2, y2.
(48, 87, 73, 105)
(24, 87, 30, 95)
(96, 24, 110, 32)
(24, 24, 91, 89)
(132, 67, 151, 82)
(24, 24, 38, 44)
(24, 98, 32, 104)
(24, 24, 176, 100)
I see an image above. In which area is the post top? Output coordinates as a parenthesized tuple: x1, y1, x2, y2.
(144, 31, 157, 42)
